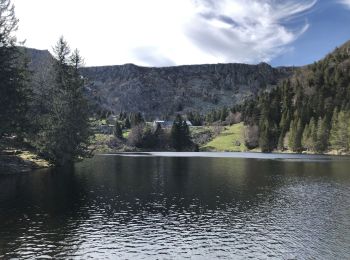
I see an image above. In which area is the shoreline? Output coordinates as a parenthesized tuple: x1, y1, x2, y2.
(2, 149, 349, 175)
(98, 150, 350, 160)
(0, 151, 50, 175)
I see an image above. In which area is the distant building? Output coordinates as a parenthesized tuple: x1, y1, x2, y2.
(185, 120, 193, 127)
(153, 120, 192, 128)
(153, 120, 173, 128)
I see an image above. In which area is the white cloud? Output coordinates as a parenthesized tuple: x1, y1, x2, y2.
(12, 0, 316, 66)
(339, 0, 350, 8)
(187, 0, 316, 64)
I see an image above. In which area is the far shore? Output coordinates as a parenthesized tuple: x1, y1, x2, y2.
(1, 149, 349, 175)
(98, 150, 350, 160)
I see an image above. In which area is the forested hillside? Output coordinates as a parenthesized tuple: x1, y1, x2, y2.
(240, 40, 350, 153)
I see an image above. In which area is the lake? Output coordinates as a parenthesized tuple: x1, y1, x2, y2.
(0, 153, 350, 259)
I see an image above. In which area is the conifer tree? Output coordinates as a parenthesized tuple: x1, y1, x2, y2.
(220, 107, 228, 122)
(330, 110, 350, 151)
(0, 0, 29, 138)
(309, 117, 318, 151)
(33, 37, 91, 165)
(302, 123, 310, 150)
(329, 109, 340, 150)
(130, 112, 144, 127)
(259, 118, 270, 152)
(171, 115, 191, 151)
(288, 118, 303, 152)
(124, 117, 131, 129)
(315, 117, 329, 153)
(114, 121, 123, 139)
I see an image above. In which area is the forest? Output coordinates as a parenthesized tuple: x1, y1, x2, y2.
(238, 42, 350, 153)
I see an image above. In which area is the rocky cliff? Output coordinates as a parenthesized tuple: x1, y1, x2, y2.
(80, 63, 293, 118)
(25, 48, 294, 119)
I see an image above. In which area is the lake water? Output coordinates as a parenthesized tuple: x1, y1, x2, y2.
(0, 153, 350, 259)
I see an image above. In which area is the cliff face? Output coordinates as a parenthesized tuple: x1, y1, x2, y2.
(25, 48, 293, 118)
(80, 63, 292, 118)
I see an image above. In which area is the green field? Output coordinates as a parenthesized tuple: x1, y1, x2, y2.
(202, 123, 247, 152)
(123, 130, 130, 138)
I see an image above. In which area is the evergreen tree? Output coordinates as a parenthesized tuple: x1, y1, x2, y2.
(124, 117, 131, 129)
(258, 118, 271, 152)
(315, 117, 329, 153)
(278, 82, 293, 150)
(302, 123, 310, 150)
(0, 0, 29, 138)
(153, 122, 165, 148)
(33, 37, 91, 165)
(330, 110, 350, 151)
(171, 115, 192, 151)
(329, 109, 340, 150)
(302, 117, 318, 152)
(220, 107, 228, 121)
(288, 118, 303, 152)
(114, 121, 123, 139)
(187, 111, 202, 126)
(130, 112, 144, 127)
(309, 117, 318, 151)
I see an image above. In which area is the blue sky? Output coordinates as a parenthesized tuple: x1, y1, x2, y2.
(272, 0, 350, 66)
(12, 0, 350, 67)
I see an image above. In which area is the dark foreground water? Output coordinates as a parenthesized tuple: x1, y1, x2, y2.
(0, 153, 350, 259)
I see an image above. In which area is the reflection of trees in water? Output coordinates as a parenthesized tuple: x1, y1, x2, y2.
(1, 156, 348, 258)
(75, 157, 293, 214)
(0, 165, 89, 258)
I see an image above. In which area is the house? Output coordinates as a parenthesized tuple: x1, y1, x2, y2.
(185, 120, 193, 127)
(153, 120, 173, 128)
(153, 120, 193, 128)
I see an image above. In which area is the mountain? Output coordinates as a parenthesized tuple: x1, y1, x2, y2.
(25, 48, 54, 71)
(24, 48, 293, 119)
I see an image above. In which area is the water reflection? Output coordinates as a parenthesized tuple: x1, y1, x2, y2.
(0, 155, 349, 259)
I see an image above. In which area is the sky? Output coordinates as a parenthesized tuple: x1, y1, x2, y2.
(11, 0, 350, 67)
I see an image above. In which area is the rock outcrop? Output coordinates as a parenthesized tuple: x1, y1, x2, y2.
(25, 48, 294, 119)
(80, 63, 293, 118)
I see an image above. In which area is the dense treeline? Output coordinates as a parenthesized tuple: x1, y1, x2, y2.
(102, 106, 239, 130)
(239, 43, 350, 153)
(112, 114, 195, 151)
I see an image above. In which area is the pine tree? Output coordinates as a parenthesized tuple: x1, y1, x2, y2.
(329, 109, 340, 150)
(124, 117, 131, 129)
(315, 117, 329, 153)
(288, 118, 303, 152)
(114, 121, 123, 139)
(288, 120, 296, 151)
(130, 112, 144, 127)
(171, 115, 183, 151)
(330, 110, 350, 152)
(278, 107, 291, 150)
(309, 117, 318, 151)
(171, 115, 192, 151)
(259, 118, 270, 152)
(302, 123, 309, 149)
(33, 37, 91, 165)
(0, 0, 29, 138)
(220, 107, 228, 121)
